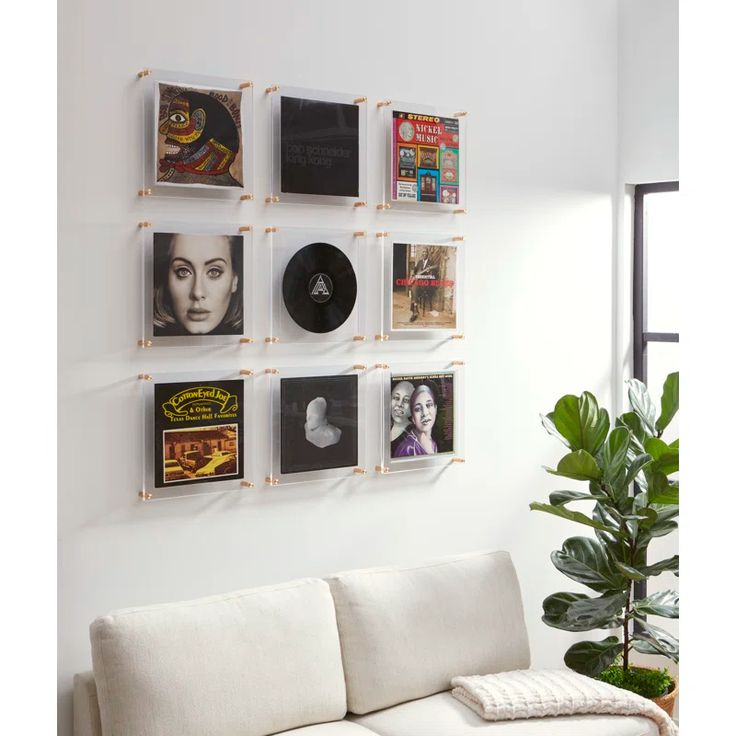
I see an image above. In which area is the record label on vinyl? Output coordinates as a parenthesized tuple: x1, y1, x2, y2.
(282, 242, 357, 333)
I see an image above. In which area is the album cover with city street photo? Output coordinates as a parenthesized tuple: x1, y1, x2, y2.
(280, 374, 358, 475)
(155, 82, 244, 188)
(280, 95, 360, 197)
(388, 372, 455, 459)
(391, 242, 457, 331)
(153, 379, 245, 488)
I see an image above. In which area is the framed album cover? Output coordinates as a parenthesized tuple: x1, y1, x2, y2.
(378, 101, 467, 213)
(380, 233, 464, 342)
(269, 86, 367, 206)
(138, 69, 254, 201)
(379, 362, 465, 473)
(141, 370, 254, 501)
(267, 365, 367, 486)
(140, 222, 253, 347)
(266, 227, 366, 344)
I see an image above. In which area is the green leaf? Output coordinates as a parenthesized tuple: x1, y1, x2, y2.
(628, 379, 657, 434)
(548, 394, 610, 455)
(617, 412, 651, 452)
(564, 636, 624, 677)
(551, 537, 627, 592)
(541, 413, 572, 449)
(614, 561, 647, 581)
(546, 450, 602, 481)
(625, 453, 653, 489)
(649, 482, 679, 505)
(549, 490, 600, 506)
(656, 372, 679, 433)
(642, 555, 679, 576)
(542, 591, 627, 631)
(633, 590, 679, 618)
(632, 621, 679, 664)
(644, 437, 670, 461)
(645, 438, 679, 475)
(530, 502, 624, 537)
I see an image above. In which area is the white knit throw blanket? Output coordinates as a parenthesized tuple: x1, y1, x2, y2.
(451, 669, 677, 736)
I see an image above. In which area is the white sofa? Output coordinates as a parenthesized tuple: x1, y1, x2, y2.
(74, 550, 658, 736)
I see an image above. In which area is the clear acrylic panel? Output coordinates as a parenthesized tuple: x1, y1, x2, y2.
(266, 227, 366, 344)
(140, 369, 254, 501)
(379, 232, 465, 342)
(378, 100, 468, 214)
(268, 85, 368, 207)
(645, 341, 680, 442)
(140, 222, 254, 348)
(645, 190, 680, 333)
(138, 69, 254, 202)
(267, 364, 368, 486)
(378, 361, 465, 474)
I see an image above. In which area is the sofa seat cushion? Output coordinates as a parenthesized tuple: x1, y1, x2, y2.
(281, 723, 381, 736)
(349, 692, 659, 736)
(90, 578, 346, 736)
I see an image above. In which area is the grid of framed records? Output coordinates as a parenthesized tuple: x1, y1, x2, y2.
(378, 100, 467, 213)
(268, 86, 368, 207)
(378, 362, 465, 474)
(380, 232, 465, 342)
(140, 370, 254, 501)
(266, 227, 366, 344)
(138, 69, 255, 201)
(139, 222, 254, 348)
(266, 365, 367, 487)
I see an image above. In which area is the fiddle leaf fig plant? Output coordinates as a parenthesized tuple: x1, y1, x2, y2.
(530, 373, 679, 678)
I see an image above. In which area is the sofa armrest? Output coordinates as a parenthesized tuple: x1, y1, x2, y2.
(74, 672, 102, 736)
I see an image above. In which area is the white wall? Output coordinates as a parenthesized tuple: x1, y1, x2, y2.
(59, 1, 623, 733)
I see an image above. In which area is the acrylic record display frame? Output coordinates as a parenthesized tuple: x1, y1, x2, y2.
(139, 222, 254, 348)
(268, 85, 368, 207)
(140, 369, 254, 501)
(378, 100, 467, 214)
(138, 69, 255, 201)
(379, 361, 465, 474)
(380, 232, 465, 342)
(266, 227, 366, 344)
(267, 365, 367, 487)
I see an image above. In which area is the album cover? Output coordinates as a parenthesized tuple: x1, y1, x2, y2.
(280, 96, 360, 197)
(280, 374, 358, 474)
(152, 232, 244, 337)
(391, 243, 457, 331)
(155, 82, 244, 188)
(388, 372, 454, 459)
(392, 110, 460, 204)
(153, 380, 245, 489)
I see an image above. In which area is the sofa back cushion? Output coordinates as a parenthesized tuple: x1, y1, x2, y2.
(90, 578, 347, 736)
(326, 550, 530, 714)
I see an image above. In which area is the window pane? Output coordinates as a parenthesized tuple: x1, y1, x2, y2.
(645, 190, 680, 333)
(645, 340, 679, 441)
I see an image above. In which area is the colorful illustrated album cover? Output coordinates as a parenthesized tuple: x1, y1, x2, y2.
(280, 96, 360, 198)
(152, 232, 244, 338)
(280, 374, 358, 474)
(153, 380, 245, 488)
(391, 243, 457, 331)
(391, 111, 460, 204)
(388, 372, 455, 459)
(156, 83, 244, 188)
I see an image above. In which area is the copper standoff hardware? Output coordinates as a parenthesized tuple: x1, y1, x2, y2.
(353, 230, 367, 237)
(376, 100, 392, 108)
(352, 364, 367, 370)
(353, 201, 367, 208)
(265, 84, 280, 94)
(374, 362, 389, 369)
(265, 475, 280, 486)
(451, 333, 465, 340)
(137, 339, 153, 348)
(451, 236, 465, 242)
(451, 457, 466, 464)
(376, 203, 391, 210)
(353, 467, 368, 475)
(265, 336, 280, 344)
(137, 69, 152, 79)
(375, 465, 390, 474)
(453, 111, 468, 118)
(239, 369, 254, 376)
(451, 360, 465, 366)
(265, 367, 280, 374)
(138, 490, 153, 500)
(240, 193, 254, 201)
(238, 226, 252, 233)
(374, 334, 389, 342)
(265, 196, 280, 204)
(239, 81, 253, 89)
(137, 221, 151, 229)
(240, 337, 254, 344)
(137, 188, 152, 197)
(265, 226, 278, 233)
(138, 373, 153, 381)
(352, 335, 367, 342)
(376, 231, 389, 238)
(453, 208, 468, 215)
(353, 96, 368, 104)
(241, 480, 255, 488)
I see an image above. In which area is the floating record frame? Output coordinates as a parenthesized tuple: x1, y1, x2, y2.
(380, 232, 465, 342)
(139, 222, 254, 348)
(266, 227, 366, 344)
(268, 85, 368, 207)
(140, 369, 254, 501)
(267, 365, 367, 487)
(138, 68, 255, 201)
(378, 361, 465, 474)
(378, 100, 467, 213)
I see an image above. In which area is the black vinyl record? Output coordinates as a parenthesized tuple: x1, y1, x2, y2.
(282, 242, 357, 333)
